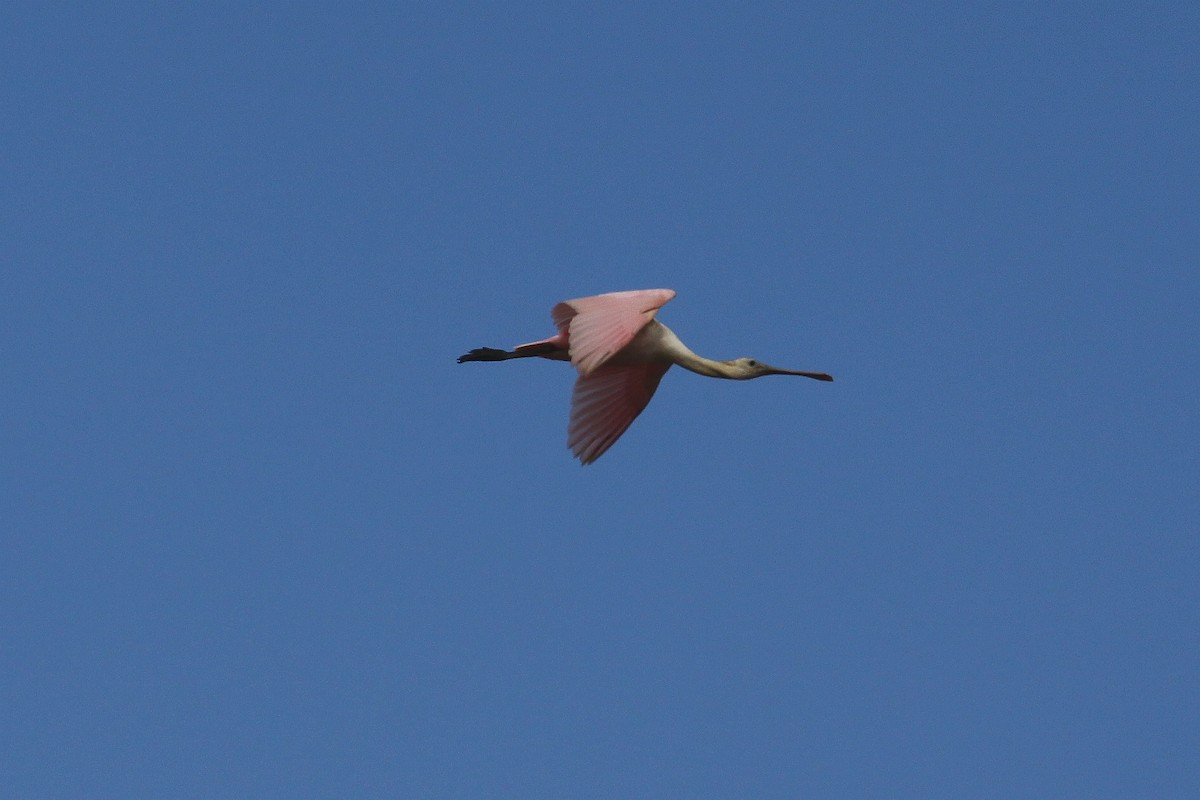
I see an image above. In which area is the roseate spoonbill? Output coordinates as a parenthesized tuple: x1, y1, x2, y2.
(458, 289, 832, 464)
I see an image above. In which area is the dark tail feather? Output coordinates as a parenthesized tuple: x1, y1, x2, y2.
(457, 347, 516, 363)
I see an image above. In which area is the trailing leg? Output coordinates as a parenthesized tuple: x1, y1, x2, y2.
(457, 341, 568, 363)
(457, 347, 520, 363)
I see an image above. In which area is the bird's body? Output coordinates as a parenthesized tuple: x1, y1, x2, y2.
(459, 289, 832, 464)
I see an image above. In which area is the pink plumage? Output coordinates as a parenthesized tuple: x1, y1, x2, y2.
(459, 289, 832, 464)
(552, 289, 676, 377)
(567, 362, 672, 464)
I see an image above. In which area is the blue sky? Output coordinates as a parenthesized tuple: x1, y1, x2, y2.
(4, 3, 1197, 797)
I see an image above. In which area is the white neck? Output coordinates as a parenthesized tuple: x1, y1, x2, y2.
(651, 322, 742, 379)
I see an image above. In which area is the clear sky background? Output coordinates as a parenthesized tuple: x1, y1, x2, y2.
(4, 3, 1197, 797)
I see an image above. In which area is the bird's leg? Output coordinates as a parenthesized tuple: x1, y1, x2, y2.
(457, 342, 566, 364)
(457, 347, 521, 363)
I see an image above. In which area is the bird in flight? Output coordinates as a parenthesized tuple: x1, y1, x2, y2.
(458, 289, 832, 464)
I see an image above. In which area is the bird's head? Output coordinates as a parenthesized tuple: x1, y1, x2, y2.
(726, 357, 834, 382)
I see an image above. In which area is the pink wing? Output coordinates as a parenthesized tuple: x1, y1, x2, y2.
(551, 289, 676, 376)
(567, 362, 671, 464)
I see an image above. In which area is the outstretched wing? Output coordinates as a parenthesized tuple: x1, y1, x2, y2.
(551, 289, 676, 376)
(567, 362, 671, 464)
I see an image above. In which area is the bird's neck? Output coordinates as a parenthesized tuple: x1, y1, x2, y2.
(654, 324, 740, 379)
(674, 352, 740, 379)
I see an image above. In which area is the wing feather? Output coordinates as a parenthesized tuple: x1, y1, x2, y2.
(567, 362, 671, 464)
(551, 289, 676, 376)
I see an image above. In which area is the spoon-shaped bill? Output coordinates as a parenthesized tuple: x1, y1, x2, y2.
(764, 365, 833, 381)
